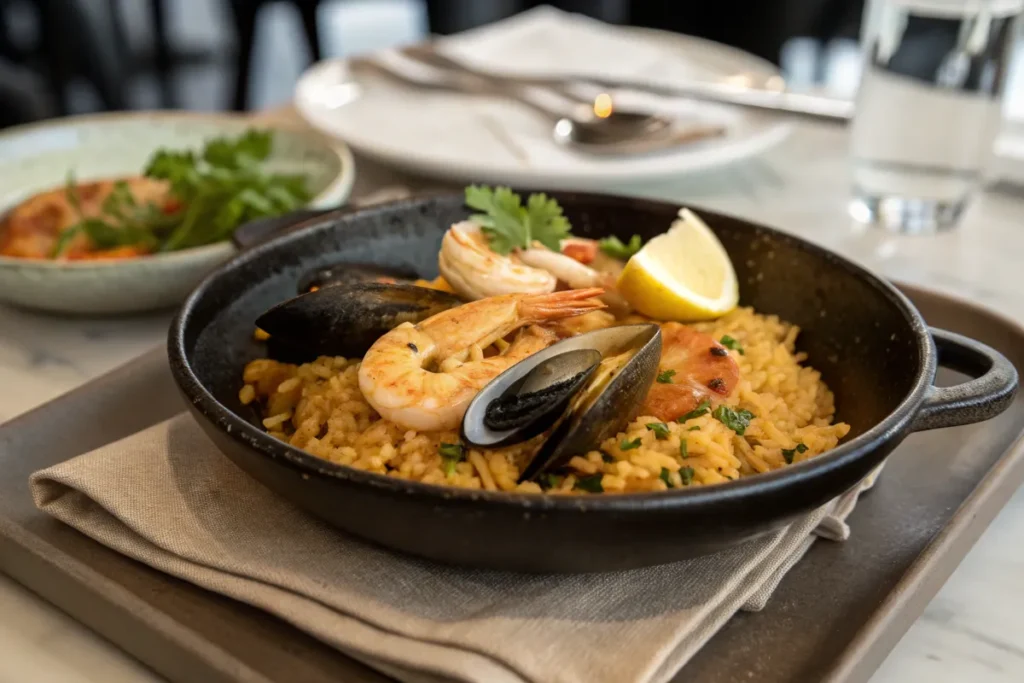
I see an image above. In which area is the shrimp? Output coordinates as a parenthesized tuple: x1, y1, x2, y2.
(358, 288, 606, 431)
(640, 323, 740, 422)
(438, 222, 556, 300)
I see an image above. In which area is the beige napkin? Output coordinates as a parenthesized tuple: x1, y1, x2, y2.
(30, 414, 876, 683)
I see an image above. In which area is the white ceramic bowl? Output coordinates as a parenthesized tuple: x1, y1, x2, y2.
(0, 111, 355, 315)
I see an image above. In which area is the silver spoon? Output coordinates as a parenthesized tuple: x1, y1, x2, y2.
(349, 54, 709, 155)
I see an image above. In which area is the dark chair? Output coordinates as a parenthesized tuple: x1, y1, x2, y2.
(226, 0, 324, 111)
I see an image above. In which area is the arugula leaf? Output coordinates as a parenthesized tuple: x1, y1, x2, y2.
(464, 185, 572, 254)
(656, 369, 676, 384)
(677, 398, 712, 423)
(782, 443, 808, 464)
(713, 406, 756, 435)
(598, 234, 642, 260)
(679, 467, 695, 486)
(438, 442, 465, 476)
(646, 422, 671, 440)
(720, 335, 745, 355)
(574, 474, 604, 493)
(659, 468, 674, 488)
(620, 437, 642, 451)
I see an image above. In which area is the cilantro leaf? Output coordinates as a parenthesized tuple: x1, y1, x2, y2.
(464, 185, 573, 255)
(574, 474, 604, 493)
(657, 369, 676, 384)
(720, 335, 745, 355)
(659, 467, 674, 488)
(646, 422, 671, 440)
(439, 442, 464, 476)
(598, 234, 642, 260)
(678, 398, 712, 423)
(713, 406, 756, 435)
(782, 443, 808, 464)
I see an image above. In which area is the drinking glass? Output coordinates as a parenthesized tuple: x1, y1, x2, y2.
(849, 0, 1023, 233)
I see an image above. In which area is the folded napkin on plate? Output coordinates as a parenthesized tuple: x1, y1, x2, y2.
(30, 414, 876, 683)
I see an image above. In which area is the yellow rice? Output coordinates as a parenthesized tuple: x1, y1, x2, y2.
(241, 307, 850, 495)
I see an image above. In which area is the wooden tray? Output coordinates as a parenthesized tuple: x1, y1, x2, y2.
(2, 283, 1023, 683)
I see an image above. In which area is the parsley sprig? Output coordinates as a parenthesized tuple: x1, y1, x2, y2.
(464, 185, 571, 254)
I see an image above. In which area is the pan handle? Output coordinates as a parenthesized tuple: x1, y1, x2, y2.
(910, 327, 1018, 432)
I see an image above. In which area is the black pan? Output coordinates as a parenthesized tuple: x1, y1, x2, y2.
(167, 191, 1018, 572)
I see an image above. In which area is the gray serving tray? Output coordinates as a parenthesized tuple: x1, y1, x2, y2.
(1, 283, 1023, 683)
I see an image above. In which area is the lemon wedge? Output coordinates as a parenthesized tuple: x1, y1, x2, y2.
(616, 208, 738, 321)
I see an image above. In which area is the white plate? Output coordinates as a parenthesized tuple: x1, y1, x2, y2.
(293, 8, 792, 191)
(0, 111, 355, 315)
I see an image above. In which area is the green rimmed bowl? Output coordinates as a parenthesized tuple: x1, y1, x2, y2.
(0, 111, 355, 315)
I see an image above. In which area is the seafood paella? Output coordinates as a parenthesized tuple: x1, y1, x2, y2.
(240, 186, 850, 495)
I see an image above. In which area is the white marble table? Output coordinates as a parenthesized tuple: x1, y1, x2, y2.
(2, 120, 1023, 683)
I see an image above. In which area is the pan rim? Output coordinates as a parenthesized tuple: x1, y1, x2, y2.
(168, 189, 936, 513)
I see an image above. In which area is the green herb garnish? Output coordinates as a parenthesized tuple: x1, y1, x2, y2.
(464, 185, 571, 254)
(782, 443, 808, 464)
(540, 473, 565, 490)
(679, 440, 688, 458)
(646, 422, 671, 440)
(688, 426, 701, 431)
(678, 398, 712, 423)
(598, 234, 642, 260)
(680, 467, 695, 486)
(659, 467, 674, 488)
(656, 369, 676, 384)
(438, 442, 465, 476)
(720, 335, 745, 355)
(620, 437, 642, 451)
(712, 406, 756, 435)
(574, 474, 604, 493)
(600, 451, 615, 464)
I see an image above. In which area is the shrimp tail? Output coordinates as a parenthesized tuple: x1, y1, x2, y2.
(517, 287, 606, 322)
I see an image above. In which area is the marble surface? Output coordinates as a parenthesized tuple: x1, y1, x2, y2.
(2, 119, 1024, 682)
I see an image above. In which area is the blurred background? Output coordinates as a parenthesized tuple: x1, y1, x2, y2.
(0, 0, 870, 128)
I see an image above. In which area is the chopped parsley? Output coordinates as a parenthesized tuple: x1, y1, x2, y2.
(597, 234, 642, 260)
(782, 443, 808, 464)
(464, 185, 571, 254)
(678, 398, 712, 423)
(646, 422, 671, 440)
(679, 440, 688, 458)
(712, 406, 756, 435)
(720, 335, 745, 355)
(620, 437, 643, 451)
(656, 369, 677, 384)
(659, 467, 674, 488)
(438, 442, 464, 476)
(539, 473, 565, 490)
(574, 474, 604, 493)
(688, 426, 701, 431)
(680, 467, 695, 486)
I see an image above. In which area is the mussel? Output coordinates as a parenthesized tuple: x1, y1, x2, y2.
(296, 262, 422, 294)
(256, 282, 462, 359)
(461, 324, 662, 482)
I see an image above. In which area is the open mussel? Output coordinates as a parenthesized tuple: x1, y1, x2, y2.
(461, 324, 662, 482)
(256, 282, 462, 359)
(296, 262, 422, 294)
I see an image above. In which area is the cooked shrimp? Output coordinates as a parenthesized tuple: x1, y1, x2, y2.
(358, 288, 606, 431)
(641, 323, 740, 421)
(438, 221, 556, 300)
(518, 244, 603, 290)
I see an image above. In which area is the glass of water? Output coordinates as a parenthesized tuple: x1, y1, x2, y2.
(849, 0, 1023, 233)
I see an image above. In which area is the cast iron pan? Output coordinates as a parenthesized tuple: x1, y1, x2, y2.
(168, 191, 1018, 572)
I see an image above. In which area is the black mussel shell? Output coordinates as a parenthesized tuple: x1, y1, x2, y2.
(297, 262, 422, 294)
(461, 324, 662, 481)
(256, 282, 462, 359)
(468, 349, 602, 448)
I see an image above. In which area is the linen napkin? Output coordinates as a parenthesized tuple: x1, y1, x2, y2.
(30, 413, 876, 683)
